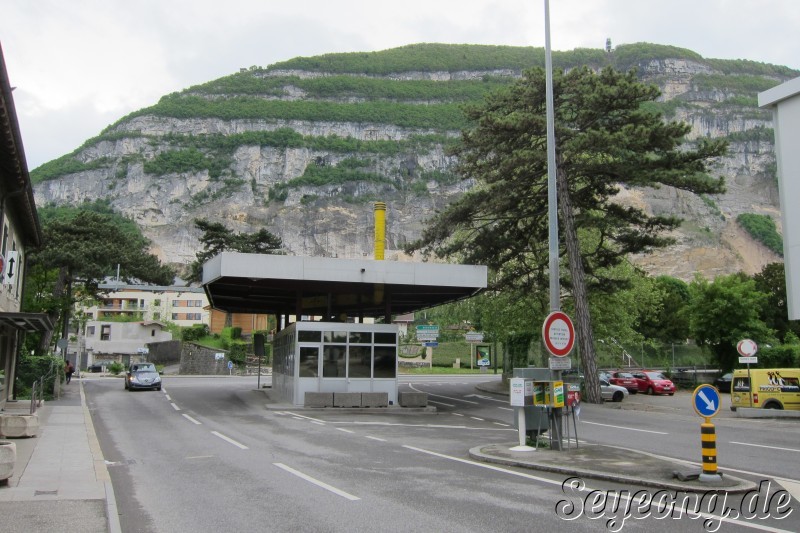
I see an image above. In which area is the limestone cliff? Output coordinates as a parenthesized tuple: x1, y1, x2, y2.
(31, 43, 796, 281)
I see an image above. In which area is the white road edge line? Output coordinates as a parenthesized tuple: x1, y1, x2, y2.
(165, 394, 172, 401)
(211, 431, 249, 450)
(182, 414, 202, 425)
(284, 411, 326, 423)
(409, 383, 479, 404)
(730, 441, 800, 453)
(365, 436, 386, 442)
(336, 428, 355, 434)
(581, 420, 668, 435)
(273, 463, 360, 501)
(170, 403, 181, 411)
(401, 445, 792, 533)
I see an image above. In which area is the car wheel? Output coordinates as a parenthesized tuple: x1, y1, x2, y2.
(612, 391, 624, 402)
(668, 393, 674, 396)
(156, 386, 161, 391)
(629, 389, 637, 395)
(764, 401, 783, 410)
(647, 386, 654, 395)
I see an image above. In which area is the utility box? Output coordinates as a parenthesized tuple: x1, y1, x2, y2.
(512, 368, 552, 437)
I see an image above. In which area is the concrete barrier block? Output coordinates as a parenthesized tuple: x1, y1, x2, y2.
(0, 440, 16, 482)
(304, 392, 333, 408)
(333, 392, 361, 408)
(361, 392, 389, 408)
(0, 414, 39, 438)
(399, 391, 428, 408)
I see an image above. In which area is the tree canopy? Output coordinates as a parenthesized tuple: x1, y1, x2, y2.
(187, 219, 284, 283)
(408, 66, 727, 402)
(25, 204, 175, 351)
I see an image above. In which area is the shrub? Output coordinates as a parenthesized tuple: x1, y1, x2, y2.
(182, 324, 210, 341)
(14, 354, 64, 400)
(109, 362, 125, 375)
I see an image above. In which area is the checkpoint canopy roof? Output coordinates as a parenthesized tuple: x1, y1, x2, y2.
(202, 252, 487, 318)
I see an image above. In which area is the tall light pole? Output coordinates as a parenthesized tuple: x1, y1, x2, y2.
(544, 0, 559, 313)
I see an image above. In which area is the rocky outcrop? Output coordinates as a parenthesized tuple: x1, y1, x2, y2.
(32, 46, 790, 281)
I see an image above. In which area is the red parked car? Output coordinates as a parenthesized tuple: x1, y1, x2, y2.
(631, 371, 675, 395)
(608, 371, 639, 394)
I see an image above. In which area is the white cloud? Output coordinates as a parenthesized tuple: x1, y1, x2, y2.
(2, 0, 798, 169)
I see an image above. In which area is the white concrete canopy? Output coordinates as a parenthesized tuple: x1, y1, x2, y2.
(202, 252, 487, 319)
(760, 77, 800, 320)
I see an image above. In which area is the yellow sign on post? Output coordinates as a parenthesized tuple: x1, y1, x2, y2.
(552, 380, 565, 408)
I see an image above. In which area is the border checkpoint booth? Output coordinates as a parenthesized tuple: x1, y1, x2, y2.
(202, 252, 487, 407)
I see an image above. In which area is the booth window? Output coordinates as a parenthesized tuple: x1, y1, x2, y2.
(349, 346, 371, 378)
(299, 347, 319, 377)
(349, 332, 371, 344)
(298, 330, 321, 342)
(374, 346, 396, 378)
(324, 331, 347, 343)
(322, 345, 346, 377)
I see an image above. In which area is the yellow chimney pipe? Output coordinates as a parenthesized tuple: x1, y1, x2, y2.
(374, 202, 386, 260)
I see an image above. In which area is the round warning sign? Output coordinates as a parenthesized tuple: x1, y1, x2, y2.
(542, 311, 575, 357)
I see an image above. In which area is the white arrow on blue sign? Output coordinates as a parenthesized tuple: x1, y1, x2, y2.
(692, 384, 721, 418)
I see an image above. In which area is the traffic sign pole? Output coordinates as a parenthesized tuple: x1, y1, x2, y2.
(692, 384, 723, 485)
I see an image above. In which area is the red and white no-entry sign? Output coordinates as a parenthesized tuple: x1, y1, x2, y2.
(737, 339, 758, 357)
(542, 311, 575, 357)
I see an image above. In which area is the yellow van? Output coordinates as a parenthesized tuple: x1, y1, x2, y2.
(730, 368, 800, 411)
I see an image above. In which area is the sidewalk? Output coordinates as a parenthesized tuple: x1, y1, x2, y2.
(0, 379, 120, 533)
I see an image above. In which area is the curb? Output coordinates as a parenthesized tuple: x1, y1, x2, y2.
(80, 382, 122, 533)
(468, 444, 758, 494)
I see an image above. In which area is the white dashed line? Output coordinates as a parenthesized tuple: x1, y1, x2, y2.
(273, 463, 360, 501)
(336, 428, 355, 434)
(211, 431, 249, 449)
(365, 436, 386, 442)
(170, 403, 181, 411)
(182, 414, 202, 425)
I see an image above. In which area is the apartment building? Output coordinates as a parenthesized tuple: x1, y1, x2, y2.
(85, 284, 210, 327)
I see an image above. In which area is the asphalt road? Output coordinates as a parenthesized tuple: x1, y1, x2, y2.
(84, 375, 800, 533)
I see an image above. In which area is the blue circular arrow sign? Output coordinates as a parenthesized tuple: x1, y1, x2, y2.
(692, 384, 721, 418)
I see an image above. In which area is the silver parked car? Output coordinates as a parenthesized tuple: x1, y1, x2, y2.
(125, 362, 162, 391)
(599, 378, 628, 402)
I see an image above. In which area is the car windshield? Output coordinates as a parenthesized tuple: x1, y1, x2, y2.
(646, 372, 666, 380)
(135, 364, 156, 372)
(616, 372, 634, 378)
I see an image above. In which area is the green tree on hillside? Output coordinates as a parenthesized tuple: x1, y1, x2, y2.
(686, 273, 774, 371)
(408, 66, 727, 403)
(26, 207, 175, 352)
(753, 262, 800, 342)
(187, 219, 284, 283)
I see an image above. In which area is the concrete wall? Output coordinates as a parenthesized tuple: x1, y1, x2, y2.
(179, 342, 234, 375)
(146, 340, 182, 366)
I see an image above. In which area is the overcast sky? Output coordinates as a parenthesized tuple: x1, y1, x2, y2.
(2, 0, 799, 170)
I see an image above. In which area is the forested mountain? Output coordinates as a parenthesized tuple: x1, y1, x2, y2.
(31, 42, 798, 280)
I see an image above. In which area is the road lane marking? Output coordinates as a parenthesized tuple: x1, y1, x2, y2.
(452, 413, 465, 417)
(336, 428, 354, 434)
(182, 414, 202, 425)
(581, 420, 667, 434)
(337, 421, 514, 432)
(170, 403, 181, 411)
(402, 445, 791, 533)
(428, 400, 456, 407)
(409, 383, 478, 404)
(186, 455, 214, 460)
(497, 407, 513, 411)
(284, 411, 326, 423)
(311, 421, 326, 426)
(365, 436, 386, 442)
(211, 431, 249, 450)
(493, 422, 510, 427)
(469, 416, 484, 421)
(730, 441, 800, 453)
(273, 463, 360, 501)
(165, 394, 172, 400)
(464, 394, 508, 403)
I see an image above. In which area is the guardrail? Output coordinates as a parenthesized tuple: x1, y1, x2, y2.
(29, 379, 44, 414)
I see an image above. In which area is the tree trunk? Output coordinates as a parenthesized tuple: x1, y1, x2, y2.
(557, 169, 602, 404)
(38, 266, 69, 354)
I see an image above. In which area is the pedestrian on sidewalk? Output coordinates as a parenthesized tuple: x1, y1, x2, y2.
(65, 360, 75, 384)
